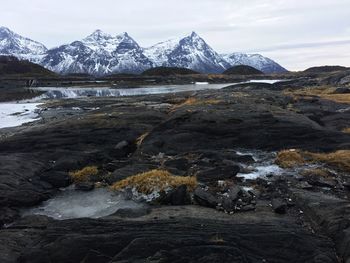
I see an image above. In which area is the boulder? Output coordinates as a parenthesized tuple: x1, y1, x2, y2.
(196, 165, 240, 183)
(75, 182, 95, 191)
(156, 185, 191, 206)
(272, 198, 287, 214)
(193, 187, 218, 208)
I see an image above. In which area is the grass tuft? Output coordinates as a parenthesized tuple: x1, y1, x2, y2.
(171, 97, 221, 111)
(136, 132, 149, 147)
(69, 166, 98, 183)
(300, 168, 331, 178)
(275, 150, 305, 168)
(285, 86, 350, 104)
(304, 150, 350, 173)
(275, 149, 350, 173)
(342, 128, 350, 134)
(110, 169, 197, 194)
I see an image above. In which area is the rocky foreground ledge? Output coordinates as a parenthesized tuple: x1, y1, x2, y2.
(0, 72, 350, 262)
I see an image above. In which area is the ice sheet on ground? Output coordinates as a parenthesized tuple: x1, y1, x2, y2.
(0, 102, 41, 129)
(23, 187, 143, 220)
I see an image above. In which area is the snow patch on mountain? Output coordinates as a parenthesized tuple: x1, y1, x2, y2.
(222, 53, 287, 74)
(40, 30, 153, 75)
(145, 32, 230, 73)
(0, 27, 288, 75)
(0, 27, 47, 62)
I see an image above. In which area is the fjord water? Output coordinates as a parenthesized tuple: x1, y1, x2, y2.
(33, 80, 283, 99)
(34, 83, 232, 99)
(0, 81, 284, 130)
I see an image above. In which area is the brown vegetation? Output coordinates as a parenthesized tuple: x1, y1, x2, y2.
(285, 86, 350, 104)
(301, 168, 332, 178)
(69, 166, 98, 183)
(171, 97, 221, 111)
(342, 128, 350, 134)
(110, 169, 197, 194)
(275, 150, 305, 168)
(305, 150, 350, 172)
(275, 149, 350, 172)
(136, 132, 149, 147)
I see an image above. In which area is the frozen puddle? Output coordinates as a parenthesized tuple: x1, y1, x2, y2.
(23, 187, 143, 220)
(0, 102, 42, 129)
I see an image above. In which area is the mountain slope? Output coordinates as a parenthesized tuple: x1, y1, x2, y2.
(223, 65, 263, 75)
(144, 32, 230, 73)
(0, 55, 54, 76)
(142, 66, 199, 76)
(40, 30, 153, 75)
(0, 27, 47, 61)
(222, 53, 287, 74)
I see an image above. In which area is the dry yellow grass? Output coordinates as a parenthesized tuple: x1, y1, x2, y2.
(275, 149, 350, 172)
(342, 128, 350, 134)
(304, 150, 350, 173)
(320, 94, 350, 104)
(69, 166, 98, 183)
(210, 233, 226, 244)
(285, 86, 350, 104)
(110, 169, 197, 194)
(171, 97, 221, 111)
(301, 168, 331, 178)
(275, 150, 305, 168)
(136, 132, 149, 147)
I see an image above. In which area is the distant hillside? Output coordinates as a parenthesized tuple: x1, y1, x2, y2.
(223, 65, 263, 75)
(0, 56, 55, 76)
(142, 67, 199, 76)
(304, 66, 348, 73)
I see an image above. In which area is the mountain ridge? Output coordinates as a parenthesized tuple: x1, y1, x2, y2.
(0, 27, 288, 75)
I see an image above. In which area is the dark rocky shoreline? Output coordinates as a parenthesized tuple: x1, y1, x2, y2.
(0, 71, 349, 262)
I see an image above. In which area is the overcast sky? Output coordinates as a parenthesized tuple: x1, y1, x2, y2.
(1, 0, 350, 70)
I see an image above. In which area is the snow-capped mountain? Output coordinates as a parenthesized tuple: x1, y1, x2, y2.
(222, 53, 287, 74)
(0, 27, 288, 75)
(40, 30, 153, 75)
(0, 27, 47, 61)
(144, 32, 230, 73)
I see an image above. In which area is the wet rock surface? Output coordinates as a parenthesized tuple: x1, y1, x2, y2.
(0, 215, 338, 263)
(0, 72, 350, 262)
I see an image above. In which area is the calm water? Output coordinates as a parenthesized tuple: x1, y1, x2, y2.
(33, 80, 284, 99)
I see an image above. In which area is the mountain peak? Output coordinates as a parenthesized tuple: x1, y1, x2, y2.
(119, 32, 129, 37)
(0, 27, 287, 75)
(0, 26, 10, 32)
(0, 26, 47, 57)
(190, 31, 199, 38)
(87, 29, 112, 40)
(0, 27, 13, 37)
